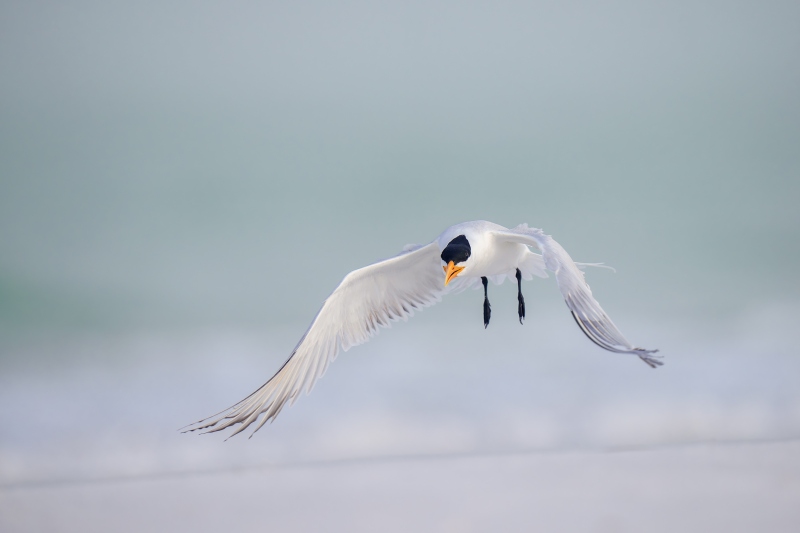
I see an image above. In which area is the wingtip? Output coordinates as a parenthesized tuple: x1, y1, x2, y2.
(636, 348, 663, 368)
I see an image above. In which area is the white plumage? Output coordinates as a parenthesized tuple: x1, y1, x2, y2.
(185, 220, 660, 438)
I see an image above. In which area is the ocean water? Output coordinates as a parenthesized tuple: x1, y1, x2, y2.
(1, 2, 799, 530)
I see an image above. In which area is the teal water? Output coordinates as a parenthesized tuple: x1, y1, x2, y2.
(1, 1, 799, 488)
(2, 1, 799, 334)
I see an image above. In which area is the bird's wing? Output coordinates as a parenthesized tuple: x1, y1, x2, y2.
(490, 224, 661, 368)
(184, 242, 446, 438)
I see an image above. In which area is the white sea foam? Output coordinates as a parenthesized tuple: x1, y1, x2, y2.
(2, 303, 798, 486)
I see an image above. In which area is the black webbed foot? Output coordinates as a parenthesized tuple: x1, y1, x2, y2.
(516, 268, 525, 324)
(482, 276, 491, 328)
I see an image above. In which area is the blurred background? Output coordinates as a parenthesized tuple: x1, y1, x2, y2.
(1, 1, 799, 531)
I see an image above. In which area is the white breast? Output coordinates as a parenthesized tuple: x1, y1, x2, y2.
(470, 238, 528, 278)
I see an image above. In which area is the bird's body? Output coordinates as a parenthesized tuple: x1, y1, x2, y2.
(437, 220, 545, 283)
(185, 221, 660, 438)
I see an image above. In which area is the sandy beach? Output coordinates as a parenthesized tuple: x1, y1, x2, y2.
(3, 439, 798, 533)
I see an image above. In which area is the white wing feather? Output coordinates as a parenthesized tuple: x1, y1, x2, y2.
(491, 224, 662, 368)
(184, 242, 446, 438)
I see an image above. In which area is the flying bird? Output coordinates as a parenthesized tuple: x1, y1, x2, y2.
(185, 220, 660, 438)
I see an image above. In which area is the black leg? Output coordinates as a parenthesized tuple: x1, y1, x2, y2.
(481, 276, 491, 328)
(516, 268, 525, 324)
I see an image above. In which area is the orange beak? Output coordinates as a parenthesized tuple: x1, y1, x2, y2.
(443, 261, 464, 286)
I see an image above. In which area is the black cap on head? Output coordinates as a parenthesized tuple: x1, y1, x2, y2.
(441, 235, 471, 264)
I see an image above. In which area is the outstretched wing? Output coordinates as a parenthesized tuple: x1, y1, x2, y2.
(491, 225, 661, 368)
(183, 242, 446, 438)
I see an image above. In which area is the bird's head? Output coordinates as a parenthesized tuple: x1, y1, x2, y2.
(440, 234, 471, 286)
